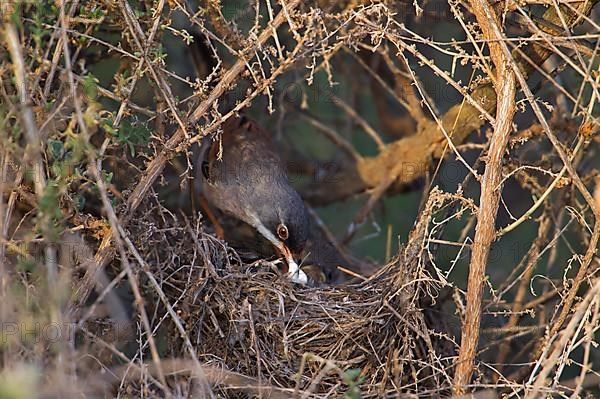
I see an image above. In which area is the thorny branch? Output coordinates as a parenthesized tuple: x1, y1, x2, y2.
(452, 0, 517, 393)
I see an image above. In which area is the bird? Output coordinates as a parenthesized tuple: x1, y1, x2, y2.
(198, 115, 310, 284)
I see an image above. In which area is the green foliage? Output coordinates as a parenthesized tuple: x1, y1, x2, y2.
(9, 2, 23, 28)
(37, 180, 62, 240)
(343, 368, 365, 399)
(82, 74, 99, 100)
(27, 0, 57, 54)
(150, 43, 168, 65)
(80, 2, 106, 21)
(104, 117, 152, 156)
(47, 133, 88, 184)
(102, 170, 113, 184)
(47, 139, 65, 161)
(100, 115, 118, 136)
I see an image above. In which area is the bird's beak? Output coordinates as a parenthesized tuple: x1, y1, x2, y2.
(275, 242, 293, 270)
(254, 222, 308, 285)
(275, 242, 308, 285)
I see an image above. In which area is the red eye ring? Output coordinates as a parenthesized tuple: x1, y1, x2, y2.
(277, 224, 289, 240)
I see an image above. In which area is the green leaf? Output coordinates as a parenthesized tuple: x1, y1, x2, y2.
(82, 74, 99, 100)
(342, 368, 363, 399)
(342, 368, 361, 384)
(47, 139, 65, 160)
(101, 116, 118, 136)
(118, 119, 151, 156)
(102, 170, 113, 184)
(39, 182, 61, 219)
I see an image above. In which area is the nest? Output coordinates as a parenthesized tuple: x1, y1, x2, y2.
(125, 194, 454, 398)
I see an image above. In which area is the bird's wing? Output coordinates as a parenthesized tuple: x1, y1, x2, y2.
(199, 115, 299, 235)
(210, 116, 284, 183)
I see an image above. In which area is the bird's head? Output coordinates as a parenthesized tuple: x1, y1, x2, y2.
(248, 188, 309, 265)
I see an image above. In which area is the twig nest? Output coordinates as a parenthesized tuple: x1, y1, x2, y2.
(129, 199, 454, 397)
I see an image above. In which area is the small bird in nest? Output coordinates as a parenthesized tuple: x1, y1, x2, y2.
(198, 115, 310, 284)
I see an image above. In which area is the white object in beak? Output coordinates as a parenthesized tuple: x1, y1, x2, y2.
(287, 258, 308, 285)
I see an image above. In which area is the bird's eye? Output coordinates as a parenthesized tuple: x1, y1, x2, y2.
(277, 224, 289, 240)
